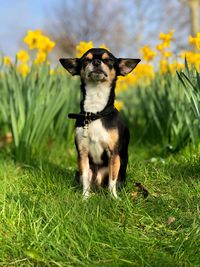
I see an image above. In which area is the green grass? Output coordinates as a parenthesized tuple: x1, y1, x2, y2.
(0, 144, 199, 266)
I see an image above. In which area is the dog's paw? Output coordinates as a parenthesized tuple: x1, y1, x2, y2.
(109, 192, 121, 201)
(82, 191, 96, 200)
(82, 193, 90, 200)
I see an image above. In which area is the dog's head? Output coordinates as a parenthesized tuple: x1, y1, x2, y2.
(59, 48, 140, 83)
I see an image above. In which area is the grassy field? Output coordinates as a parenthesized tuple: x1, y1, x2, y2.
(1, 33, 200, 266)
(0, 143, 199, 267)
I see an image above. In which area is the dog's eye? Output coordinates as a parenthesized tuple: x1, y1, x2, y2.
(103, 58, 114, 65)
(83, 58, 92, 63)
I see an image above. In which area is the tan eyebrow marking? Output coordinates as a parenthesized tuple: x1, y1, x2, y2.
(85, 53, 93, 59)
(102, 53, 109, 60)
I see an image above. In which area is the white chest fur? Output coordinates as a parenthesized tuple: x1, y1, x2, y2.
(75, 120, 110, 164)
(84, 82, 111, 113)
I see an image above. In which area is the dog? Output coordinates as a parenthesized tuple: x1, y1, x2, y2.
(60, 48, 140, 199)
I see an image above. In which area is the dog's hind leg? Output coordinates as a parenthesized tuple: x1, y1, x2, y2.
(96, 167, 109, 186)
(118, 127, 129, 187)
(118, 152, 128, 187)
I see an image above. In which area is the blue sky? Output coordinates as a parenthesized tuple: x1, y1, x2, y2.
(0, 0, 160, 57)
(0, 0, 193, 58)
(0, 0, 57, 56)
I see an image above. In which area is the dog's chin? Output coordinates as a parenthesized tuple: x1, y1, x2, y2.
(87, 71, 107, 82)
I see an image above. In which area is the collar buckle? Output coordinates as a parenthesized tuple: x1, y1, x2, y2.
(84, 112, 92, 126)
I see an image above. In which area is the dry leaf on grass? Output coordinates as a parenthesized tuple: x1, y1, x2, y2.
(167, 216, 176, 225)
(135, 182, 149, 198)
(131, 191, 139, 199)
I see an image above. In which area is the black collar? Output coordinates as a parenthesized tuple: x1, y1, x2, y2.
(68, 105, 116, 125)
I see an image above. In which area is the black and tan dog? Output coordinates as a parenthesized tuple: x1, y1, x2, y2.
(60, 48, 140, 199)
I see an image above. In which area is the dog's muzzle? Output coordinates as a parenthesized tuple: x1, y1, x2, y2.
(88, 69, 108, 81)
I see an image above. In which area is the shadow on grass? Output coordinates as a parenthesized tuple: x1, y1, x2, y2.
(167, 159, 200, 181)
(15, 152, 80, 191)
(129, 143, 200, 182)
(7, 141, 200, 194)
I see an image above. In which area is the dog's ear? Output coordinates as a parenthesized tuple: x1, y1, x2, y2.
(117, 58, 141, 76)
(59, 58, 80, 76)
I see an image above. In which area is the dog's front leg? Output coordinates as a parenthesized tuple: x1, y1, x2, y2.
(78, 150, 92, 199)
(108, 153, 120, 199)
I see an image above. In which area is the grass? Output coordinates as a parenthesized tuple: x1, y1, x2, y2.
(0, 143, 200, 266)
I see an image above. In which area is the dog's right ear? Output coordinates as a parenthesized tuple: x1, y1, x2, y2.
(59, 58, 80, 76)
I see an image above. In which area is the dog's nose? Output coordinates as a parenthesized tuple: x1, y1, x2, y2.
(92, 59, 101, 67)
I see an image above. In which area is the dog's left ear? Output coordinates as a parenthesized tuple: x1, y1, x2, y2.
(117, 58, 141, 76)
(59, 58, 80, 76)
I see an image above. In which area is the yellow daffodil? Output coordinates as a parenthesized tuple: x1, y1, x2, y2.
(76, 41, 94, 57)
(24, 29, 42, 49)
(37, 35, 55, 53)
(17, 50, 29, 62)
(159, 30, 174, 46)
(24, 29, 55, 55)
(189, 36, 196, 45)
(114, 100, 123, 111)
(135, 64, 155, 82)
(180, 51, 192, 60)
(76, 41, 111, 57)
(159, 59, 184, 75)
(168, 62, 184, 75)
(116, 63, 155, 89)
(116, 74, 137, 93)
(34, 51, 47, 64)
(116, 76, 129, 93)
(163, 51, 172, 58)
(159, 60, 168, 75)
(189, 33, 200, 49)
(195, 33, 200, 49)
(180, 51, 200, 68)
(176, 62, 184, 70)
(3, 56, 12, 65)
(125, 73, 137, 86)
(140, 45, 156, 62)
(11, 29, 200, 84)
(156, 42, 167, 52)
(19, 63, 29, 77)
